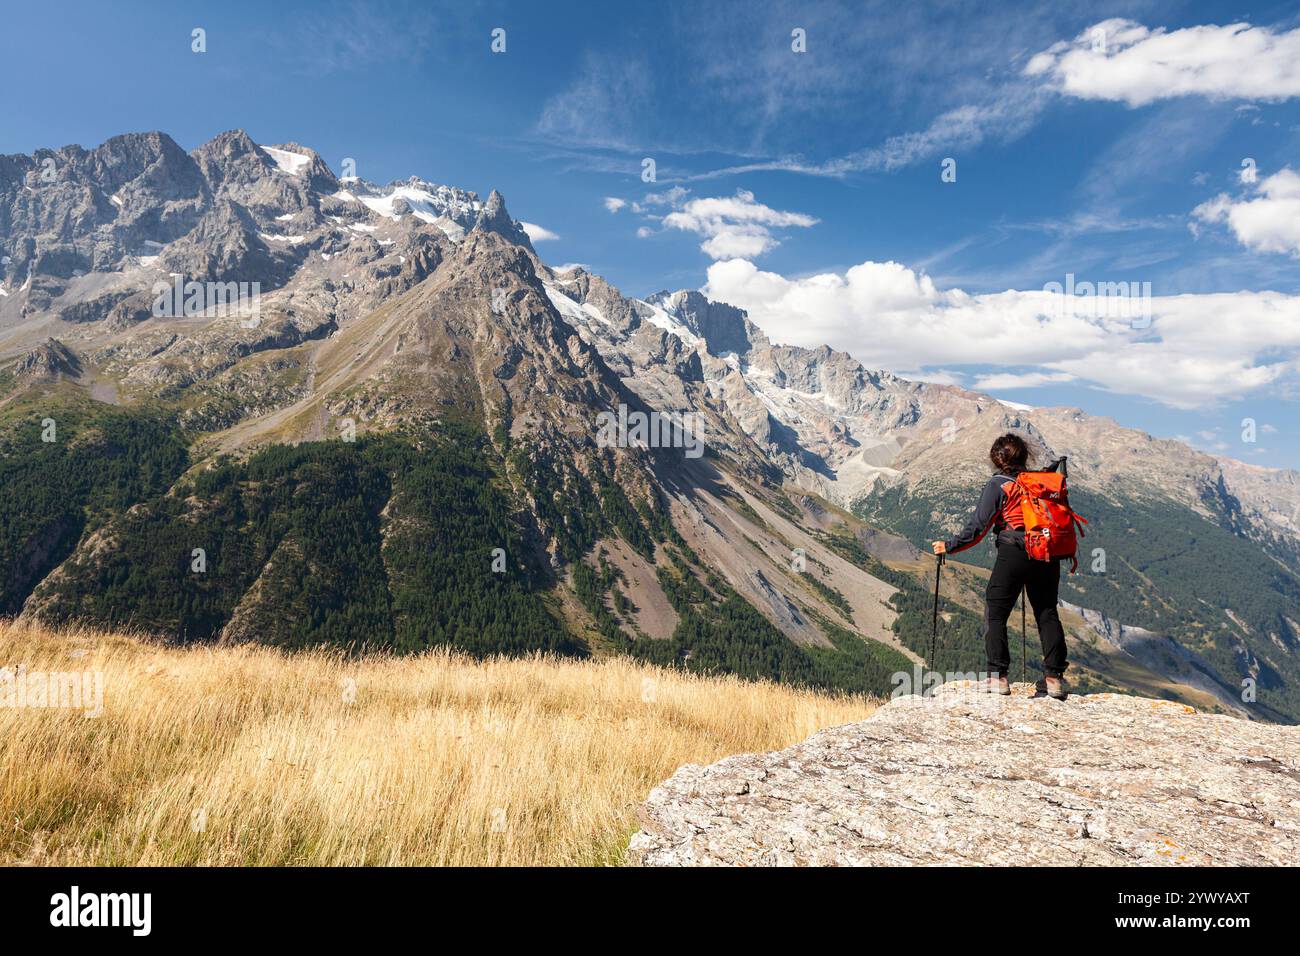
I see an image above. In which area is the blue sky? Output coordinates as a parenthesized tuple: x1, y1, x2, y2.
(3, 0, 1300, 466)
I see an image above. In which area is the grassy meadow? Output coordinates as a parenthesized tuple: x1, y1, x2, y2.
(0, 620, 876, 866)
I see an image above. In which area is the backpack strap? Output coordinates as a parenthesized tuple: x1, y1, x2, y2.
(988, 475, 1021, 538)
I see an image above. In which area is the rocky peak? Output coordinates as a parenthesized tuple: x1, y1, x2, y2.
(473, 189, 534, 253)
(84, 131, 200, 195)
(646, 289, 765, 356)
(0, 130, 207, 278)
(261, 140, 338, 194)
(188, 131, 335, 218)
(189, 129, 266, 188)
(192, 128, 259, 161)
(15, 338, 81, 380)
(0, 130, 191, 192)
(630, 681, 1300, 866)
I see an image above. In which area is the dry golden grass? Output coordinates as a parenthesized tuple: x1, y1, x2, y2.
(0, 619, 876, 866)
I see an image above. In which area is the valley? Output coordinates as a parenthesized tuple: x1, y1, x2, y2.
(3, 130, 1298, 720)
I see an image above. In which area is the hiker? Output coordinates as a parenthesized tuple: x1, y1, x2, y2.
(930, 433, 1069, 699)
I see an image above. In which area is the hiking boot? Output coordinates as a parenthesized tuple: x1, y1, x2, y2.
(978, 675, 1011, 695)
(1035, 676, 1068, 700)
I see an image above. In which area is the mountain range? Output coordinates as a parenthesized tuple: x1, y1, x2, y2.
(3, 130, 1298, 721)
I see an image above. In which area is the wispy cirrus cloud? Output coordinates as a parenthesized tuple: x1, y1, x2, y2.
(530, 0, 1060, 181)
(265, 0, 446, 75)
(680, 87, 1051, 181)
(536, 12, 1300, 189)
(708, 14, 1300, 182)
(535, 53, 656, 152)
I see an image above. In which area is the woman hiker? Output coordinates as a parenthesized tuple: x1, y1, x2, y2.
(931, 433, 1068, 699)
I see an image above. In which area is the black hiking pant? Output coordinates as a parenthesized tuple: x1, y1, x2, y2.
(984, 540, 1067, 678)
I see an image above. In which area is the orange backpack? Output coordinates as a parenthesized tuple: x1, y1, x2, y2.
(1014, 459, 1088, 572)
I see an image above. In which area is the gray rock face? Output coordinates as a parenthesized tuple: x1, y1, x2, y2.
(15, 338, 80, 380)
(645, 289, 760, 358)
(0, 130, 208, 283)
(0, 129, 532, 311)
(629, 681, 1300, 866)
(473, 189, 534, 252)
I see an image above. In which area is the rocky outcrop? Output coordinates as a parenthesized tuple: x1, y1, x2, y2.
(0, 131, 208, 278)
(473, 189, 535, 253)
(14, 338, 81, 380)
(629, 681, 1300, 866)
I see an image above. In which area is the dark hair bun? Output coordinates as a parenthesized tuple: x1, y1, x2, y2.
(990, 433, 1030, 474)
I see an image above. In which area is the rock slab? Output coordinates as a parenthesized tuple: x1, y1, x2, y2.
(628, 682, 1300, 866)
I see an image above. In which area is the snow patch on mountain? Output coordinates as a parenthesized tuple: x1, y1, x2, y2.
(433, 218, 465, 242)
(545, 284, 610, 327)
(635, 298, 702, 347)
(261, 146, 311, 176)
(346, 180, 482, 228)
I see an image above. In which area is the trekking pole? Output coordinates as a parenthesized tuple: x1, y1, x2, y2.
(1021, 585, 1028, 685)
(929, 553, 945, 680)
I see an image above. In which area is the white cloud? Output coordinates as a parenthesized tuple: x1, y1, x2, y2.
(972, 371, 1076, 390)
(632, 186, 690, 213)
(661, 189, 817, 260)
(703, 257, 1300, 409)
(700, 232, 776, 259)
(1026, 19, 1300, 107)
(520, 221, 560, 243)
(1193, 168, 1300, 256)
(603, 197, 626, 213)
(905, 368, 967, 386)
